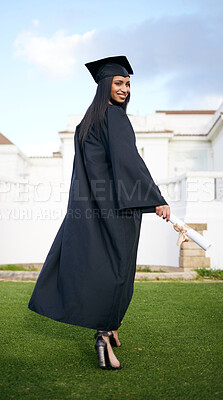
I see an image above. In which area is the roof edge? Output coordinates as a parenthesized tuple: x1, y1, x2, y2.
(0, 132, 14, 145)
(156, 110, 216, 115)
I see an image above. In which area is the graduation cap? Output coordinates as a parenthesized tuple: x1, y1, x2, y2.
(85, 55, 134, 83)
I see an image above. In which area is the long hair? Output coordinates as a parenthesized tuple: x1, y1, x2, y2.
(78, 76, 130, 149)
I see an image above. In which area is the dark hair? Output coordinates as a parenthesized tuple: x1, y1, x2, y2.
(78, 76, 130, 149)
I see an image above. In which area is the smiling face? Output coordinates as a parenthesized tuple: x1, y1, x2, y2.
(109, 75, 130, 104)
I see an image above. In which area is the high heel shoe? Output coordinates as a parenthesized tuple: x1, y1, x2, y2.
(109, 332, 122, 348)
(94, 332, 123, 370)
(94, 330, 121, 348)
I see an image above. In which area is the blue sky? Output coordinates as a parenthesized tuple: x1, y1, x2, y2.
(0, 0, 223, 155)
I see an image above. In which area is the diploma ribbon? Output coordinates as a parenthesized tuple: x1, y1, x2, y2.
(173, 223, 190, 246)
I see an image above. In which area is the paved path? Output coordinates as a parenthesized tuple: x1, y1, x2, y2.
(136, 271, 197, 280)
(0, 270, 198, 281)
(0, 271, 40, 281)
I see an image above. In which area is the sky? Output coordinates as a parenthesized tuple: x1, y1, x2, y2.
(0, 0, 223, 155)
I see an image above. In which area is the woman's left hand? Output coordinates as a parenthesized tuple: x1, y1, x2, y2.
(155, 205, 170, 222)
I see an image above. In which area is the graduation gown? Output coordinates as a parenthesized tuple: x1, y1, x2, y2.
(28, 104, 168, 330)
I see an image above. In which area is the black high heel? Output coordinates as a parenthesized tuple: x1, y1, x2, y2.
(95, 333, 107, 369)
(94, 332, 123, 370)
(94, 331, 121, 348)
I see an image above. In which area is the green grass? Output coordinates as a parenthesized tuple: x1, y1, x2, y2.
(0, 264, 39, 271)
(136, 267, 166, 273)
(195, 267, 223, 280)
(0, 282, 223, 400)
(136, 266, 152, 272)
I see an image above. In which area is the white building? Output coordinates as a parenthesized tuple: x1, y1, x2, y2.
(1, 103, 223, 268)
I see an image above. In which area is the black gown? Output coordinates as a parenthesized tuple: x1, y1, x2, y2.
(28, 104, 168, 330)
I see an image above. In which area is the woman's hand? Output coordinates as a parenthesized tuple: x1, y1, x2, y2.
(155, 205, 170, 222)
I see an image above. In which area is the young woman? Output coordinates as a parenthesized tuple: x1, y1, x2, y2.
(28, 56, 170, 370)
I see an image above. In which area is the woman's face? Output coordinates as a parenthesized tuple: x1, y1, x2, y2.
(110, 75, 130, 103)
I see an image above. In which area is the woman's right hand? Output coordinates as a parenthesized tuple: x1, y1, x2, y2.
(155, 205, 170, 222)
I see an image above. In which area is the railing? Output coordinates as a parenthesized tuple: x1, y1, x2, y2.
(1, 172, 223, 205)
(158, 171, 223, 203)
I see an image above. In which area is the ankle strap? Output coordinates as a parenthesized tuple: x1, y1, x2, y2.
(94, 331, 113, 339)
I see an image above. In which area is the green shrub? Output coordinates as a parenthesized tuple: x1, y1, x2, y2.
(195, 267, 223, 280)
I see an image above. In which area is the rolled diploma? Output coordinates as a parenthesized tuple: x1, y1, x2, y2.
(169, 213, 211, 251)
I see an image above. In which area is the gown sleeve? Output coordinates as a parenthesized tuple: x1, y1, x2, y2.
(106, 104, 168, 213)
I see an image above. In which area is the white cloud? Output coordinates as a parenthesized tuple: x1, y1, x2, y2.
(32, 20, 40, 27)
(90, 13, 223, 108)
(13, 11, 223, 108)
(14, 29, 96, 78)
(189, 95, 223, 110)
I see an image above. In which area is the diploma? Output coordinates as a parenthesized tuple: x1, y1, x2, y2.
(169, 213, 211, 251)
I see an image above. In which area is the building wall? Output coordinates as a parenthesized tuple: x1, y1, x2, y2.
(168, 139, 213, 176)
(212, 127, 223, 170)
(157, 113, 213, 134)
(59, 133, 75, 186)
(29, 157, 63, 183)
(1, 107, 223, 267)
(0, 145, 29, 180)
(136, 135, 170, 180)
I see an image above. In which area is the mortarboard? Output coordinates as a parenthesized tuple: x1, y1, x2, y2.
(85, 55, 134, 83)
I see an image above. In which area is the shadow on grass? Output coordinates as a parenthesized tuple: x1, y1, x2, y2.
(23, 309, 97, 368)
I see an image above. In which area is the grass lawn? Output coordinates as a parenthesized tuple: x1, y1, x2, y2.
(0, 282, 222, 400)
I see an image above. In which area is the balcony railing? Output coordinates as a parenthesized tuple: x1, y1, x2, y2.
(158, 171, 223, 203)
